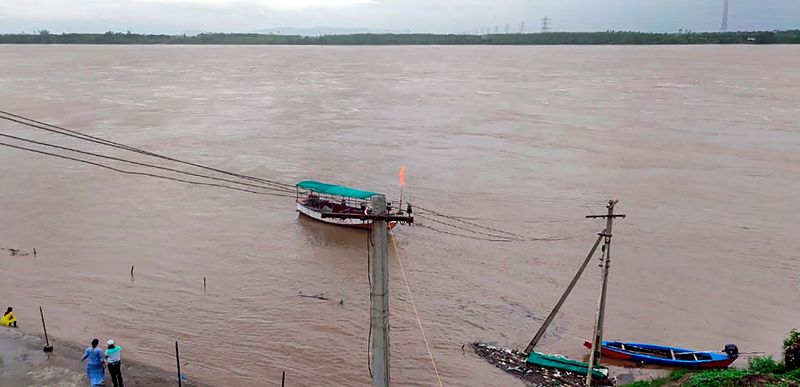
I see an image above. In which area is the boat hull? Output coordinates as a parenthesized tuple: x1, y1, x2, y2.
(584, 341, 737, 369)
(297, 203, 397, 230)
(526, 351, 609, 380)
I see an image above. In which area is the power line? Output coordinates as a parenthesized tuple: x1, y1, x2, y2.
(0, 141, 295, 198)
(415, 212, 582, 242)
(0, 111, 295, 192)
(415, 224, 515, 242)
(416, 213, 516, 241)
(414, 205, 529, 239)
(0, 132, 295, 195)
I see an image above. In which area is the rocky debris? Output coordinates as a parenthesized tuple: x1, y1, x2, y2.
(470, 342, 613, 386)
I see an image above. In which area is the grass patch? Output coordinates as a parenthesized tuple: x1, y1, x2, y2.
(684, 369, 751, 387)
(749, 355, 786, 374)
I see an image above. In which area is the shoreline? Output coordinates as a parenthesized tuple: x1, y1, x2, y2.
(0, 327, 212, 386)
(1, 30, 798, 45)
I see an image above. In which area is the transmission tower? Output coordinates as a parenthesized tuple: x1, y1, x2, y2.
(505, 23, 510, 34)
(541, 16, 552, 33)
(721, 0, 729, 32)
(520, 21, 525, 33)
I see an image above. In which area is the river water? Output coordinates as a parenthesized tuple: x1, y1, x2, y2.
(1, 45, 798, 386)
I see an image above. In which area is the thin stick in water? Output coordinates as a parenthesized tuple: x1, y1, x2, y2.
(176, 341, 182, 387)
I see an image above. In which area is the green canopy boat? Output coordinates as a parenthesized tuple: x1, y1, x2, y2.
(527, 351, 609, 380)
(295, 180, 405, 230)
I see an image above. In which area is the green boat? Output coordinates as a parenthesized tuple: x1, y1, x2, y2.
(527, 351, 609, 380)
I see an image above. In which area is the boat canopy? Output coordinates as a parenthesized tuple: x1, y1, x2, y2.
(296, 180, 379, 200)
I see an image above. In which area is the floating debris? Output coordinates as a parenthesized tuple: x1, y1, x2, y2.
(297, 291, 330, 301)
(470, 342, 614, 386)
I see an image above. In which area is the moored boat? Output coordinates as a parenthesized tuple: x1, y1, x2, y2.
(527, 351, 610, 380)
(583, 341, 738, 369)
(295, 180, 406, 230)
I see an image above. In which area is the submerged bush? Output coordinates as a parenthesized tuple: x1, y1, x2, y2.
(785, 329, 800, 371)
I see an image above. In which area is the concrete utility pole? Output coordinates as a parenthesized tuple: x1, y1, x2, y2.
(585, 200, 625, 386)
(523, 232, 605, 355)
(370, 195, 391, 387)
(321, 195, 413, 387)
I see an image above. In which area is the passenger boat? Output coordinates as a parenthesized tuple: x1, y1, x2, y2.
(583, 341, 739, 369)
(295, 180, 404, 230)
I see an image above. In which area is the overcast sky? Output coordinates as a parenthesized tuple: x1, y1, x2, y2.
(0, 0, 797, 34)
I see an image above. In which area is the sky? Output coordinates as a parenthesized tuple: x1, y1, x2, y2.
(0, 0, 798, 34)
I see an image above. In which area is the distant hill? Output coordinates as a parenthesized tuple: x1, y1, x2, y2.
(254, 26, 411, 36)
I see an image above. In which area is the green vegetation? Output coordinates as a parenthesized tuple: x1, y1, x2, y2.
(626, 330, 800, 387)
(1, 30, 800, 45)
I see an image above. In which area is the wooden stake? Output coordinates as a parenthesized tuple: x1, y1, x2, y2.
(176, 341, 182, 387)
(281, 371, 286, 387)
(39, 306, 53, 352)
(203, 277, 206, 294)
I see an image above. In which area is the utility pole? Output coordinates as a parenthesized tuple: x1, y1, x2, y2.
(523, 231, 605, 355)
(505, 23, 510, 34)
(519, 21, 525, 33)
(585, 200, 625, 386)
(370, 195, 390, 387)
(321, 195, 413, 387)
(541, 16, 552, 33)
(721, 0, 729, 32)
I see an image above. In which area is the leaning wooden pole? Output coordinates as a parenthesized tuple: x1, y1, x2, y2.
(176, 341, 182, 387)
(523, 232, 605, 355)
(370, 195, 390, 387)
(586, 200, 624, 386)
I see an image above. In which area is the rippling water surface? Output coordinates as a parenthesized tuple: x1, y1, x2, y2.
(1, 45, 799, 386)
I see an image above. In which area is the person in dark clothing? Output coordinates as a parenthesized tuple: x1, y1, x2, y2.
(105, 339, 124, 387)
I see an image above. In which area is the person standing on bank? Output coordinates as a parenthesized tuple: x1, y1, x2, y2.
(81, 338, 105, 386)
(105, 339, 124, 387)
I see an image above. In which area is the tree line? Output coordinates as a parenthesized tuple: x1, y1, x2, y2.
(1, 30, 799, 45)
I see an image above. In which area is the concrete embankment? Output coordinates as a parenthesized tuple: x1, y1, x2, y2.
(0, 327, 211, 386)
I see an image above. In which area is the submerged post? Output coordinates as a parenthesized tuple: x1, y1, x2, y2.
(281, 371, 286, 387)
(523, 232, 605, 355)
(176, 341, 182, 387)
(585, 200, 625, 386)
(370, 194, 390, 387)
(39, 306, 53, 352)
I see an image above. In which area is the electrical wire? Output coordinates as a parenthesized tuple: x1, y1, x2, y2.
(414, 205, 531, 239)
(0, 141, 295, 198)
(416, 213, 580, 242)
(0, 111, 295, 192)
(416, 213, 516, 240)
(415, 224, 516, 242)
(0, 132, 296, 195)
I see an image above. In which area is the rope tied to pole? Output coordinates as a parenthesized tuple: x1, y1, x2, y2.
(389, 232, 444, 387)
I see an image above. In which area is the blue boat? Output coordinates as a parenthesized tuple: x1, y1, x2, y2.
(584, 341, 739, 369)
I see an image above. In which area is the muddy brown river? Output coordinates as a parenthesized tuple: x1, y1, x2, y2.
(1, 45, 798, 386)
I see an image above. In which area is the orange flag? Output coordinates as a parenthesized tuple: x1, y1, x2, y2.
(398, 166, 407, 187)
